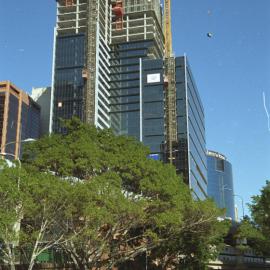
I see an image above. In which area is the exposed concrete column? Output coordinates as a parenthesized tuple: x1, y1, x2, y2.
(76, 0, 80, 34)
(105, 0, 108, 43)
(144, 13, 147, 40)
(126, 15, 129, 42)
(109, 2, 112, 44)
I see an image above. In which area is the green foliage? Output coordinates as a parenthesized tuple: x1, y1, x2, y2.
(18, 118, 229, 269)
(243, 181, 270, 256)
(0, 166, 23, 245)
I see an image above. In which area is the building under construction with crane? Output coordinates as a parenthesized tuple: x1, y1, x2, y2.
(51, 0, 207, 199)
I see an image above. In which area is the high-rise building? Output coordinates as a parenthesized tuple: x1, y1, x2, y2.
(51, 0, 163, 134)
(32, 87, 51, 136)
(207, 150, 235, 220)
(141, 56, 208, 200)
(174, 56, 208, 199)
(52, 0, 111, 133)
(110, 0, 164, 139)
(50, 1, 208, 199)
(0, 81, 40, 159)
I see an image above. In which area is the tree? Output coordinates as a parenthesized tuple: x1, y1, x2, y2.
(22, 118, 229, 269)
(0, 163, 25, 270)
(19, 172, 75, 270)
(0, 162, 77, 270)
(240, 181, 270, 256)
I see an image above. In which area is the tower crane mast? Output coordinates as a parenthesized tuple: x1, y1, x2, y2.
(164, 0, 173, 58)
(163, 0, 178, 166)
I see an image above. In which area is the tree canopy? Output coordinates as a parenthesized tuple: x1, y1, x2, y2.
(0, 118, 229, 269)
(237, 181, 270, 256)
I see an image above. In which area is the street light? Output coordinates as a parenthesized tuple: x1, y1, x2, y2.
(0, 138, 36, 247)
(4, 138, 36, 148)
(1, 137, 36, 169)
(221, 185, 245, 221)
(2, 138, 36, 158)
(234, 194, 245, 220)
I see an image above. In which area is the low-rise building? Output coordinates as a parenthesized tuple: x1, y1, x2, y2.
(0, 81, 40, 159)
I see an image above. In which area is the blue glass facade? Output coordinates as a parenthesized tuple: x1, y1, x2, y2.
(132, 56, 207, 200)
(142, 59, 164, 158)
(5, 94, 19, 155)
(110, 40, 163, 140)
(52, 34, 85, 133)
(175, 56, 208, 200)
(207, 151, 235, 220)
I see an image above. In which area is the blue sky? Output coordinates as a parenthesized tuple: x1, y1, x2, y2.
(1, 0, 270, 215)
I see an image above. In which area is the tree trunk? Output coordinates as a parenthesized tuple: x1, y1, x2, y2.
(10, 263, 16, 270)
(28, 260, 35, 270)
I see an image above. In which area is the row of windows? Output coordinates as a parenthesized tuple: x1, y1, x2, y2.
(0, 94, 5, 147)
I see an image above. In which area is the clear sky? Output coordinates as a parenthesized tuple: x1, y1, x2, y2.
(1, 0, 270, 215)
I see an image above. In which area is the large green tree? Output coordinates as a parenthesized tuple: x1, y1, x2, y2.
(20, 118, 228, 269)
(0, 163, 76, 270)
(238, 181, 270, 256)
(0, 162, 24, 270)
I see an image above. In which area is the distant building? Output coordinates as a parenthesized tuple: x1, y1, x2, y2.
(32, 87, 51, 136)
(0, 81, 40, 159)
(207, 150, 235, 220)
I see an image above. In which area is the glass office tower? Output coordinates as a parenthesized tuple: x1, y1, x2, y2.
(207, 150, 235, 220)
(51, 0, 111, 133)
(141, 59, 164, 158)
(140, 56, 208, 200)
(175, 56, 208, 200)
(110, 0, 163, 140)
(0, 81, 40, 159)
(50, 1, 208, 200)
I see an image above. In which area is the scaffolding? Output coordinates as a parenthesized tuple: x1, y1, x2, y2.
(163, 0, 178, 165)
(56, 0, 88, 35)
(84, 0, 98, 124)
(164, 57, 178, 164)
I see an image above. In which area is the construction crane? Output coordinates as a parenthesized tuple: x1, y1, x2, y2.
(164, 0, 173, 58)
(163, 0, 178, 166)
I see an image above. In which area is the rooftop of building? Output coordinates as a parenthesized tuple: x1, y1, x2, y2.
(0, 81, 40, 108)
(207, 150, 227, 161)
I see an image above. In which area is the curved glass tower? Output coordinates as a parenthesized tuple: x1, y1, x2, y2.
(207, 150, 235, 220)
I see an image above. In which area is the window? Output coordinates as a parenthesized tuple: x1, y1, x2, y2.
(216, 159, 225, 172)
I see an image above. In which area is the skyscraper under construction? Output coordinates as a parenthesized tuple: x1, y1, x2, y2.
(51, 0, 163, 134)
(51, 0, 207, 199)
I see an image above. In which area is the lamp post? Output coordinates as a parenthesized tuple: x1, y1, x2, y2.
(1, 138, 35, 186)
(0, 138, 35, 248)
(234, 194, 245, 220)
(2, 138, 36, 159)
(3, 138, 36, 148)
(221, 185, 245, 220)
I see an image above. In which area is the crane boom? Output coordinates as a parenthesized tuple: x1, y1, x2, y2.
(164, 0, 173, 58)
